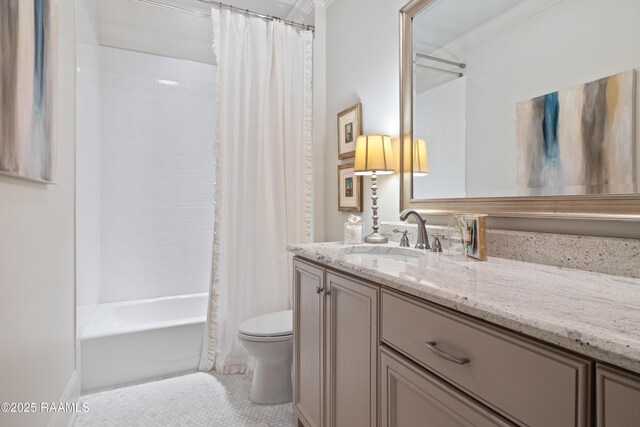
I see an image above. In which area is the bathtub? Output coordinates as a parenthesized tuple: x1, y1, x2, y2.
(81, 293, 208, 393)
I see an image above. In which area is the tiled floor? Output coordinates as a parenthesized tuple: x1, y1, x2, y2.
(75, 372, 295, 427)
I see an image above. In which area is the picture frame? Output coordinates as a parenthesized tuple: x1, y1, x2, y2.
(460, 214, 487, 261)
(338, 163, 363, 212)
(337, 103, 362, 159)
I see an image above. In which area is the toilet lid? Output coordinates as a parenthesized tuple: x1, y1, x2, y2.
(239, 310, 293, 337)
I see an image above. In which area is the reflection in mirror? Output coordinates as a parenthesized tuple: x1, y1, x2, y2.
(411, 0, 640, 200)
(412, 139, 429, 176)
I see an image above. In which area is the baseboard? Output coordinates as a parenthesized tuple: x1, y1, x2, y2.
(46, 370, 80, 427)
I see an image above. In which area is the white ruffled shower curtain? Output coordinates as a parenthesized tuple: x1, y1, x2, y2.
(199, 7, 313, 373)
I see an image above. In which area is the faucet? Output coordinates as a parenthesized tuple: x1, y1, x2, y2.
(399, 210, 430, 250)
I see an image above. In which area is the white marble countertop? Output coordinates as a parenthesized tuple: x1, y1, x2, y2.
(288, 242, 640, 374)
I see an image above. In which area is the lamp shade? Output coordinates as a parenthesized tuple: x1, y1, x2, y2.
(412, 138, 429, 176)
(354, 134, 395, 176)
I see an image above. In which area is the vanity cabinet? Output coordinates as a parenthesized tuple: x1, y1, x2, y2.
(292, 255, 640, 427)
(381, 290, 591, 427)
(293, 259, 379, 427)
(596, 364, 640, 426)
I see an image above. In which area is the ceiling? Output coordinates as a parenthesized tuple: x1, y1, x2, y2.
(413, 0, 524, 54)
(82, 0, 308, 64)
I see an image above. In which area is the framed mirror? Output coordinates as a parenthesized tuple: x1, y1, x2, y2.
(400, 0, 640, 219)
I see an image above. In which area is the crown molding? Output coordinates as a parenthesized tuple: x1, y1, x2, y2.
(286, 0, 316, 22)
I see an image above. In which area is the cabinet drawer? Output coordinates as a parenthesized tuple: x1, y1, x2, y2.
(381, 290, 591, 427)
(381, 346, 513, 427)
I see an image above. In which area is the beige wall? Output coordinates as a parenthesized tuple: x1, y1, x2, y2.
(0, 0, 78, 425)
(323, 0, 640, 241)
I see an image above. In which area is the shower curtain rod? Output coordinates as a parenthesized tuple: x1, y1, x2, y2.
(130, 0, 314, 31)
(196, 0, 314, 31)
(415, 52, 465, 69)
(415, 62, 463, 77)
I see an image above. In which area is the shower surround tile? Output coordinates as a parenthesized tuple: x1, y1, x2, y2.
(380, 222, 640, 279)
(98, 47, 217, 302)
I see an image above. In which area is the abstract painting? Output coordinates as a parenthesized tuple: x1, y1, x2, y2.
(0, 0, 58, 183)
(516, 70, 636, 196)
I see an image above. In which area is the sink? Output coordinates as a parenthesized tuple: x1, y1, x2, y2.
(338, 245, 427, 260)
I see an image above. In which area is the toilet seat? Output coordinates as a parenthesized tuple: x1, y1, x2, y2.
(237, 332, 292, 343)
(238, 310, 292, 339)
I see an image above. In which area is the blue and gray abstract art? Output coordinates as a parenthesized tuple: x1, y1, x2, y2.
(516, 70, 635, 195)
(0, 0, 58, 183)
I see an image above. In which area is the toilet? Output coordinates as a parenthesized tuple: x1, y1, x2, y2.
(238, 310, 293, 404)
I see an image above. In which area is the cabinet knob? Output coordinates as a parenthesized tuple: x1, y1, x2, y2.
(316, 286, 323, 294)
(323, 289, 331, 297)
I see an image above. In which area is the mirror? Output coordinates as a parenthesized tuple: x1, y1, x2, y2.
(400, 0, 640, 218)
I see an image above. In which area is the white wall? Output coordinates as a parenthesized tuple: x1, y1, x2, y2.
(76, 0, 102, 335)
(0, 0, 78, 426)
(99, 48, 216, 302)
(414, 76, 467, 199)
(324, 0, 406, 241)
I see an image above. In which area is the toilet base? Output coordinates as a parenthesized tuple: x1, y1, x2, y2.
(250, 358, 293, 404)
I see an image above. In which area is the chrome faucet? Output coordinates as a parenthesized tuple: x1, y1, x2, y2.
(399, 210, 430, 250)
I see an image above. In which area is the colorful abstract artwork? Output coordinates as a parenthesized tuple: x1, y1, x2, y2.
(0, 0, 58, 183)
(516, 70, 636, 195)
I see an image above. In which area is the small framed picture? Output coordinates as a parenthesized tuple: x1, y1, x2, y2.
(337, 163, 363, 212)
(337, 103, 362, 159)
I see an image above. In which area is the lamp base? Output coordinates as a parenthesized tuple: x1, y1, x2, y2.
(364, 232, 388, 244)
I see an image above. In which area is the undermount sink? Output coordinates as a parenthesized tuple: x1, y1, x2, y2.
(338, 245, 427, 260)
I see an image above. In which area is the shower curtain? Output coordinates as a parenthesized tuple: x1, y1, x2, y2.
(199, 7, 313, 373)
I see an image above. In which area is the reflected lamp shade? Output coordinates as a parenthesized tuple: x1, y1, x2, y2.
(413, 138, 429, 177)
(354, 135, 395, 176)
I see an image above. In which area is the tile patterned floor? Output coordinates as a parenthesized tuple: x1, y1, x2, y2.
(75, 372, 295, 427)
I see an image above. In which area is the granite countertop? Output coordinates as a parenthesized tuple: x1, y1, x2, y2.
(288, 242, 640, 374)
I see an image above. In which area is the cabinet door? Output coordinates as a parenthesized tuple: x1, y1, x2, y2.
(380, 347, 513, 427)
(293, 259, 325, 427)
(597, 364, 640, 427)
(326, 272, 379, 427)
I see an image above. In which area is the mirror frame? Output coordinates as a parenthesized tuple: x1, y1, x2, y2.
(399, 0, 640, 220)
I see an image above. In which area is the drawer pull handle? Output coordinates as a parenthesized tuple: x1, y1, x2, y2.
(425, 342, 470, 365)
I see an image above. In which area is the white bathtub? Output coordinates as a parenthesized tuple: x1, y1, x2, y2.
(81, 293, 208, 393)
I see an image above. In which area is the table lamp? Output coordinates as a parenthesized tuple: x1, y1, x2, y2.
(354, 134, 395, 244)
